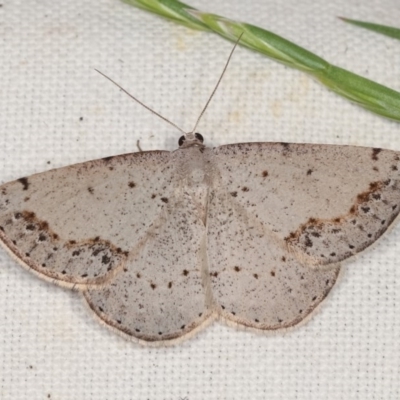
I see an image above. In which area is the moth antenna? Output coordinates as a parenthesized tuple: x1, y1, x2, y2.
(190, 32, 244, 135)
(95, 69, 186, 135)
(96, 32, 243, 138)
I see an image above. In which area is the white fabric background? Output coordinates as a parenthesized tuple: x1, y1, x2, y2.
(0, 0, 399, 399)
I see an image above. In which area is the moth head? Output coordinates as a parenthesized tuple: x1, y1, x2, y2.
(178, 132, 204, 148)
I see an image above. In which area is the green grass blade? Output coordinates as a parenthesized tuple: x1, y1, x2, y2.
(123, 0, 400, 122)
(339, 17, 400, 40)
(123, 0, 208, 30)
(316, 66, 400, 120)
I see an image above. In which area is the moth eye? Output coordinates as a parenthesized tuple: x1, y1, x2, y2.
(178, 136, 186, 146)
(195, 133, 204, 143)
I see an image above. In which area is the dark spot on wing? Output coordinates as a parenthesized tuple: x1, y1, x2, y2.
(391, 165, 398, 171)
(234, 266, 240, 272)
(128, 181, 136, 188)
(151, 194, 156, 199)
(161, 197, 169, 203)
(92, 248, 102, 256)
(102, 255, 111, 264)
(230, 191, 238, 197)
(150, 283, 156, 290)
(372, 148, 381, 160)
(304, 236, 313, 247)
(262, 170, 268, 177)
(253, 273, 258, 279)
(26, 212, 36, 222)
(307, 169, 313, 175)
(370, 181, 380, 190)
(241, 186, 249, 192)
(182, 269, 189, 276)
(168, 282, 172, 289)
(18, 177, 29, 191)
(88, 187, 94, 194)
(270, 271, 275, 277)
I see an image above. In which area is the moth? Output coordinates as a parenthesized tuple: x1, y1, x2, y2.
(1, 39, 399, 346)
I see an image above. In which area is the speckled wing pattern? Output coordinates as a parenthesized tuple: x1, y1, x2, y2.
(84, 181, 213, 342)
(208, 143, 400, 330)
(1, 142, 400, 345)
(0, 150, 212, 343)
